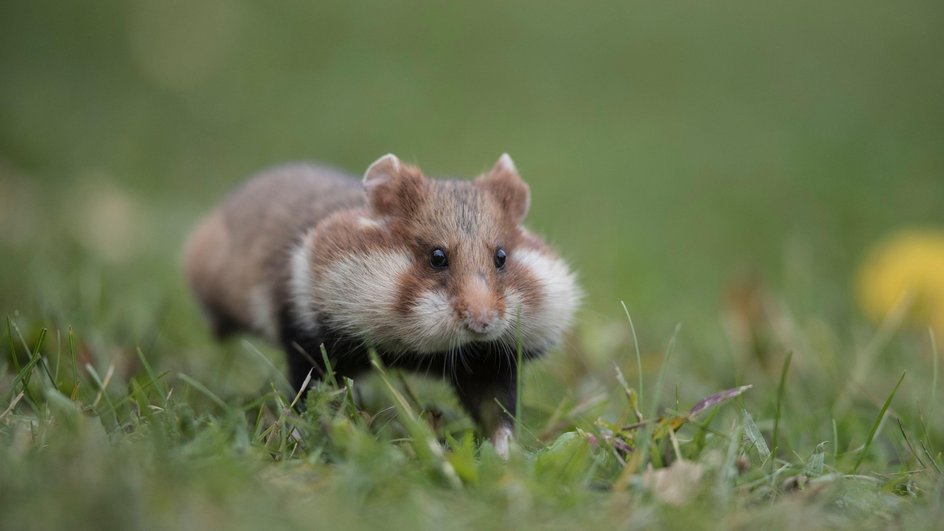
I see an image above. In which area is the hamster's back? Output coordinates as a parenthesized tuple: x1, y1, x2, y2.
(183, 164, 364, 340)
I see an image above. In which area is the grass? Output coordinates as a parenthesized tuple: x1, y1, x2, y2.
(1, 295, 942, 530)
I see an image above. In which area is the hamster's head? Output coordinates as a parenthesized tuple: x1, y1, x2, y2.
(305, 154, 579, 355)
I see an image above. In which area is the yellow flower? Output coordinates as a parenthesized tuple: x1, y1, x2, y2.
(856, 229, 944, 334)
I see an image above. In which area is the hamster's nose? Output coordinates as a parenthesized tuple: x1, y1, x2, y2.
(458, 274, 500, 335)
(462, 308, 499, 334)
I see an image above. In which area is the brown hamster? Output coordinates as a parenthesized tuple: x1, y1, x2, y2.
(183, 154, 579, 456)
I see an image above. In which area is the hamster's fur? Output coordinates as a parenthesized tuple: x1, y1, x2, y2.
(183, 154, 579, 455)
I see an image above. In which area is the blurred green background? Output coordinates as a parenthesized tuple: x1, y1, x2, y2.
(2, 0, 943, 356)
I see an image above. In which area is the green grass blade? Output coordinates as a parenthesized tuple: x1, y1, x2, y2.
(930, 328, 939, 414)
(85, 363, 120, 427)
(68, 325, 78, 390)
(771, 351, 792, 458)
(241, 339, 293, 395)
(369, 352, 461, 488)
(630, 323, 681, 472)
(853, 371, 906, 473)
(620, 301, 643, 415)
(650, 323, 681, 419)
(177, 372, 229, 410)
(832, 418, 839, 461)
(53, 330, 61, 385)
(692, 406, 721, 456)
(515, 307, 524, 441)
(6, 317, 20, 373)
(136, 347, 167, 406)
(13, 337, 48, 408)
(319, 343, 338, 389)
(33, 328, 56, 388)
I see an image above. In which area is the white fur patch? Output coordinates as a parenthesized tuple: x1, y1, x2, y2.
(406, 290, 460, 352)
(288, 234, 319, 333)
(491, 424, 514, 459)
(314, 248, 414, 349)
(502, 248, 580, 352)
(496, 153, 517, 173)
(355, 216, 381, 229)
(248, 284, 278, 342)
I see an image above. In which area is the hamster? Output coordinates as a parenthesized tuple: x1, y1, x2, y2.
(183, 154, 579, 456)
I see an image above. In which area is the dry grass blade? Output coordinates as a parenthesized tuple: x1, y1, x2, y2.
(742, 409, 770, 461)
(689, 385, 752, 417)
(0, 392, 25, 422)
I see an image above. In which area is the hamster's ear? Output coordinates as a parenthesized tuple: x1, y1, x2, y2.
(363, 154, 427, 217)
(477, 153, 530, 224)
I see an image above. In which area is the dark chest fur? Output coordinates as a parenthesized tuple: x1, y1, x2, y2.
(275, 299, 545, 432)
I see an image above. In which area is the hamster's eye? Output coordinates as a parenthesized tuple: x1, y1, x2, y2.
(430, 248, 448, 268)
(494, 247, 507, 269)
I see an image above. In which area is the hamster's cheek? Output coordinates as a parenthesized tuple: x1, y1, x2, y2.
(314, 248, 413, 342)
(501, 250, 580, 350)
(403, 289, 460, 353)
(335, 250, 411, 302)
(411, 289, 450, 324)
